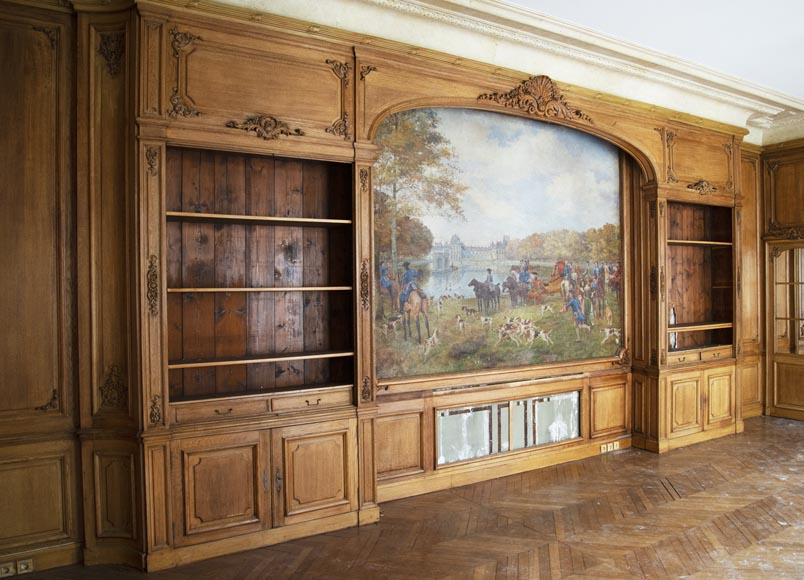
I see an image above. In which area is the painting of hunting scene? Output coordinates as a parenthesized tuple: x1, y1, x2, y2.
(373, 108, 623, 380)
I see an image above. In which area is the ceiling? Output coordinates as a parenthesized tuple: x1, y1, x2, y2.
(507, 0, 804, 101)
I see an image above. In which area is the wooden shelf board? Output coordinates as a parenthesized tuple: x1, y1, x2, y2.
(667, 239, 733, 247)
(166, 211, 352, 226)
(169, 382, 355, 404)
(167, 286, 352, 293)
(668, 322, 733, 332)
(168, 350, 355, 369)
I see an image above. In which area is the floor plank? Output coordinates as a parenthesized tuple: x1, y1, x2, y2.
(26, 416, 804, 580)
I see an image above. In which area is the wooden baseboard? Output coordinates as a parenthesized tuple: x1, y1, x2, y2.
(145, 512, 358, 571)
(658, 424, 739, 453)
(83, 541, 144, 569)
(378, 436, 632, 503)
(358, 505, 380, 525)
(742, 403, 764, 419)
(0, 541, 82, 575)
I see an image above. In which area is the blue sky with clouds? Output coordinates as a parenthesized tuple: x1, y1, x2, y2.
(420, 109, 620, 246)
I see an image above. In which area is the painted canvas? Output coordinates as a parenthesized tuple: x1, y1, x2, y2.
(373, 108, 622, 380)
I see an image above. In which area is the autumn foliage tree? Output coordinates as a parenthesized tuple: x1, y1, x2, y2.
(373, 109, 467, 273)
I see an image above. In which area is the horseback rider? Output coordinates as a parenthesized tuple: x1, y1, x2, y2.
(398, 261, 424, 313)
(485, 268, 494, 292)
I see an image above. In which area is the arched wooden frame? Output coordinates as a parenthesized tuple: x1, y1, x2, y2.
(364, 92, 648, 393)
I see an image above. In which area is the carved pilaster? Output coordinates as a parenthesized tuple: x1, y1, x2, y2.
(649, 267, 657, 301)
(723, 142, 734, 192)
(478, 75, 592, 123)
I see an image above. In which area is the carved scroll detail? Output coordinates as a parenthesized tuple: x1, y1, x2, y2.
(359, 168, 369, 195)
(361, 376, 372, 402)
(478, 75, 592, 123)
(35, 389, 59, 411)
(659, 201, 666, 217)
(723, 143, 734, 192)
(767, 220, 804, 240)
(327, 59, 352, 88)
(360, 259, 370, 311)
(149, 395, 162, 425)
(687, 180, 717, 195)
(226, 115, 304, 140)
(145, 147, 159, 176)
(612, 345, 631, 367)
(771, 246, 784, 260)
(169, 27, 200, 57)
(99, 365, 126, 410)
(360, 65, 376, 80)
(326, 112, 351, 140)
(659, 267, 666, 302)
(147, 255, 159, 316)
(168, 87, 200, 119)
(33, 26, 58, 49)
(98, 31, 125, 77)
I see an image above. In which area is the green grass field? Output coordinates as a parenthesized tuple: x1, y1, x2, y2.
(374, 288, 622, 379)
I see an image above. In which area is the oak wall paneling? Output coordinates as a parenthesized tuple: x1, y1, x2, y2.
(0, 2, 82, 572)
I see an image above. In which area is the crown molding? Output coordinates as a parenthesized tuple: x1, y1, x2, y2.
(144, 0, 804, 145)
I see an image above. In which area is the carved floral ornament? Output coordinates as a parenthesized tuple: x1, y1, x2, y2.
(98, 31, 125, 77)
(478, 75, 592, 123)
(361, 377, 372, 402)
(767, 220, 804, 240)
(99, 365, 126, 410)
(226, 115, 305, 140)
(687, 180, 717, 195)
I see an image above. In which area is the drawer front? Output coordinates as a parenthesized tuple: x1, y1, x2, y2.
(271, 388, 352, 412)
(701, 347, 732, 362)
(172, 397, 270, 424)
(668, 351, 701, 366)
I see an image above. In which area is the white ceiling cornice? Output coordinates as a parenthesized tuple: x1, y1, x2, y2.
(209, 0, 804, 145)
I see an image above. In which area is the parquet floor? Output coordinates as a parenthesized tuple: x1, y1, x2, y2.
(30, 416, 803, 579)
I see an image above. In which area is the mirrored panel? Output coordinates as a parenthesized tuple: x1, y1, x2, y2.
(773, 247, 804, 354)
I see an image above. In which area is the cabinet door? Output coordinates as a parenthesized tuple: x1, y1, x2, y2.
(271, 418, 357, 527)
(668, 371, 702, 438)
(171, 431, 270, 547)
(704, 367, 735, 429)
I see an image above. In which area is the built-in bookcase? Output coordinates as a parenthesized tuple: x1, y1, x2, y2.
(164, 147, 354, 401)
(666, 202, 734, 354)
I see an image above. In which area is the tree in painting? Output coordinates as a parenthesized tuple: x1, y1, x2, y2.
(373, 108, 623, 380)
(373, 109, 467, 276)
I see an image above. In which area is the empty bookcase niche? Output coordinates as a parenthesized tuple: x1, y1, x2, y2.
(437, 391, 580, 465)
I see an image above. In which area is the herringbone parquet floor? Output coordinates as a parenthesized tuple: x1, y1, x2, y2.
(29, 416, 804, 579)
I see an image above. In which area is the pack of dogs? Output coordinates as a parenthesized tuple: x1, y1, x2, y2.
(496, 317, 553, 347)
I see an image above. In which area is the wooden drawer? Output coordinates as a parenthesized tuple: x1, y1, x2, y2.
(701, 346, 732, 362)
(271, 387, 352, 412)
(668, 351, 701, 366)
(172, 397, 270, 425)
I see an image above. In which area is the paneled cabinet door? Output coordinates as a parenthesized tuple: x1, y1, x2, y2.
(271, 418, 357, 527)
(171, 431, 270, 547)
(704, 367, 735, 430)
(668, 371, 703, 439)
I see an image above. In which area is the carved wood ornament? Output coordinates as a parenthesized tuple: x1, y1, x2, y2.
(145, 147, 159, 176)
(654, 128, 679, 183)
(169, 88, 200, 119)
(478, 75, 592, 123)
(359, 168, 369, 195)
(326, 59, 352, 140)
(98, 31, 125, 77)
(147, 255, 159, 316)
(169, 27, 200, 58)
(360, 260, 370, 311)
(687, 180, 717, 195)
(33, 25, 58, 49)
(226, 115, 305, 140)
(360, 65, 376, 80)
(99, 365, 127, 410)
(149, 394, 162, 425)
(361, 377, 372, 402)
(35, 389, 59, 411)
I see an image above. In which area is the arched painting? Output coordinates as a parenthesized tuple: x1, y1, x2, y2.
(373, 108, 622, 380)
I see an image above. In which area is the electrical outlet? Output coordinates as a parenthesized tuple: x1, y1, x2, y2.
(613, 441, 620, 450)
(606, 442, 614, 452)
(600, 444, 607, 453)
(16, 559, 33, 575)
(0, 562, 16, 578)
